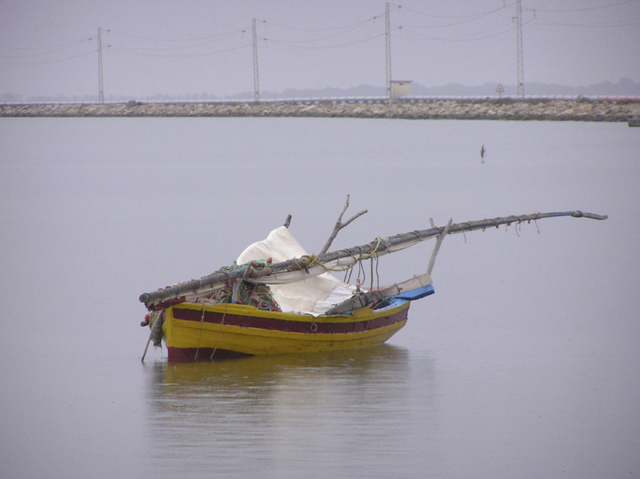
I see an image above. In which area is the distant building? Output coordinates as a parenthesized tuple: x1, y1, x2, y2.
(390, 81, 412, 102)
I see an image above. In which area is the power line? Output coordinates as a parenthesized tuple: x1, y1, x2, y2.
(533, 0, 637, 13)
(256, 15, 383, 33)
(255, 33, 384, 51)
(400, 3, 514, 21)
(106, 29, 247, 43)
(3, 4, 636, 100)
(531, 17, 640, 28)
(253, 18, 378, 46)
(108, 44, 250, 58)
(109, 33, 244, 53)
(399, 23, 516, 42)
(0, 49, 95, 65)
(0, 39, 89, 58)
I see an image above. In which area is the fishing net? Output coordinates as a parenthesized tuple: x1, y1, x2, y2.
(192, 260, 282, 312)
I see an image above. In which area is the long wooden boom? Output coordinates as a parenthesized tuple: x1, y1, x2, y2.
(139, 210, 607, 308)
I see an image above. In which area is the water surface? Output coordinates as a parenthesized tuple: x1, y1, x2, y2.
(1, 117, 638, 478)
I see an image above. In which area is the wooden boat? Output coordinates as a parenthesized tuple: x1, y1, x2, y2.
(139, 210, 607, 362)
(628, 115, 640, 127)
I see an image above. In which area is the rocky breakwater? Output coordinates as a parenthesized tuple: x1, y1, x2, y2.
(2, 99, 639, 121)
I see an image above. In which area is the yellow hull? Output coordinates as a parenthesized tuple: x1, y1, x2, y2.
(162, 300, 410, 360)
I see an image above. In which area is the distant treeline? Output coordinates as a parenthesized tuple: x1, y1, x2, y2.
(2, 78, 639, 103)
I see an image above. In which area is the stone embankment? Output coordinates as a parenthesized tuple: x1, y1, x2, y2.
(2, 100, 639, 121)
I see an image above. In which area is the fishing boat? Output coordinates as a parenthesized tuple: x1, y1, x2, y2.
(139, 209, 607, 362)
(628, 115, 640, 127)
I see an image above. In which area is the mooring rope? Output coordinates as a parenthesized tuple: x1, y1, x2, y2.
(194, 301, 206, 360)
(210, 301, 229, 360)
(317, 237, 383, 275)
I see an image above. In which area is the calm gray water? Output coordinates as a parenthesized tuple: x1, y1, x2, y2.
(1, 117, 639, 479)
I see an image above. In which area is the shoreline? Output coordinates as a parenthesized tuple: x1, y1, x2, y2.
(1, 100, 639, 121)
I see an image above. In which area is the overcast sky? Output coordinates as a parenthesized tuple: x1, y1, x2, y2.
(1, 0, 639, 99)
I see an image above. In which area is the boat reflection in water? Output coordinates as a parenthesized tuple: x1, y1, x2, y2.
(143, 344, 436, 477)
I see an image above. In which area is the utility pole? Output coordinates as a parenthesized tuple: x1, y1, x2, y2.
(97, 27, 104, 103)
(385, 2, 392, 103)
(515, 0, 524, 98)
(252, 18, 260, 103)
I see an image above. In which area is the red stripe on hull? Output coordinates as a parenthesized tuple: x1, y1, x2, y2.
(172, 306, 408, 334)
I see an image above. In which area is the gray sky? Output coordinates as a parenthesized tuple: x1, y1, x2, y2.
(1, 0, 639, 98)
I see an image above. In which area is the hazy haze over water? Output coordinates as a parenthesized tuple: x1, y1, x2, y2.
(0, 117, 639, 478)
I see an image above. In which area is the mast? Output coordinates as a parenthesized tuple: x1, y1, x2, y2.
(139, 211, 607, 308)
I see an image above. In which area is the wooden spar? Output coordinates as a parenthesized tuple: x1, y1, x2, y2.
(324, 273, 433, 315)
(141, 311, 162, 362)
(141, 329, 154, 363)
(427, 218, 452, 276)
(319, 194, 368, 255)
(139, 210, 607, 308)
